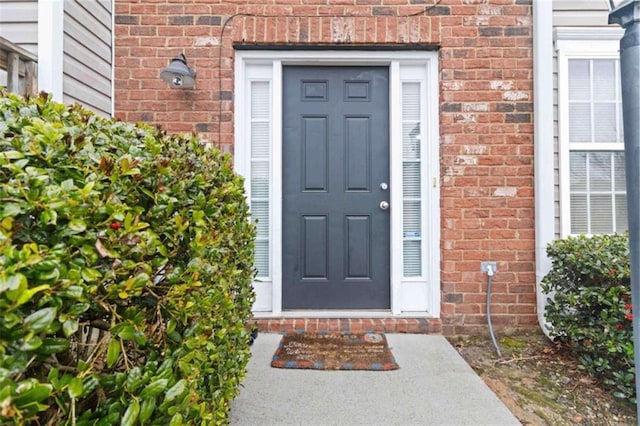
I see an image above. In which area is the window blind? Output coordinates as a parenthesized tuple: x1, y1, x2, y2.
(250, 81, 270, 277)
(402, 82, 422, 277)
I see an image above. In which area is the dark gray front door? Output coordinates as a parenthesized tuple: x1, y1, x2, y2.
(282, 66, 390, 309)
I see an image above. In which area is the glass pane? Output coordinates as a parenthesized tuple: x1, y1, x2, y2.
(254, 240, 269, 277)
(614, 152, 626, 191)
(569, 103, 591, 143)
(403, 123, 421, 160)
(403, 240, 421, 277)
(616, 194, 628, 232)
(251, 81, 270, 119)
(593, 60, 616, 101)
(593, 103, 617, 143)
(402, 82, 420, 121)
(619, 105, 625, 143)
(570, 152, 587, 192)
(403, 162, 421, 198)
(251, 161, 269, 198)
(590, 194, 613, 234)
(403, 200, 421, 234)
(588, 152, 612, 191)
(251, 122, 269, 158)
(569, 59, 590, 101)
(251, 201, 269, 239)
(570, 194, 588, 234)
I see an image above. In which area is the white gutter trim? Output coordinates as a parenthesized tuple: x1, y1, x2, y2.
(38, 0, 64, 101)
(110, 0, 115, 117)
(533, 0, 554, 337)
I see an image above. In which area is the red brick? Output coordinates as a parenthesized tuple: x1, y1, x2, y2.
(115, 0, 535, 336)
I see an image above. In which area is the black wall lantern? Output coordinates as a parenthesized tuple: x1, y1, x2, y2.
(160, 53, 196, 88)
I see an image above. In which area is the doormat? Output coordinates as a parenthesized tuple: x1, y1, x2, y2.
(271, 332, 399, 371)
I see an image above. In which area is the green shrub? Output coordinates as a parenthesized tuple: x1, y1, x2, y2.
(542, 233, 634, 402)
(0, 91, 255, 424)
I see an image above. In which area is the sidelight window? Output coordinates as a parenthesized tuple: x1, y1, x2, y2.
(402, 82, 422, 277)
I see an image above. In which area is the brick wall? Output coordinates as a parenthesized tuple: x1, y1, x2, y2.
(114, 0, 535, 335)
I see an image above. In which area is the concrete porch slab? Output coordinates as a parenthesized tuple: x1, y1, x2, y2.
(230, 333, 520, 426)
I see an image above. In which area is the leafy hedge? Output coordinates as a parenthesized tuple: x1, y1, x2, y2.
(0, 91, 255, 424)
(542, 233, 635, 402)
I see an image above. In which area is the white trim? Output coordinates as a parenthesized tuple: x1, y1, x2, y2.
(389, 61, 402, 315)
(110, 0, 115, 117)
(253, 310, 428, 319)
(425, 58, 441, 318)
(235, 50, 440, 317)
(271, 62, 283, 315)
(555, 27, 623, 41)
(556, 35, 624, 237)
(533, 0, 554, 336)
(38, 0, 64, 101)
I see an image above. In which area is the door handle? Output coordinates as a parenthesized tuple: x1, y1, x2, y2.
(379, 201, 390, 211)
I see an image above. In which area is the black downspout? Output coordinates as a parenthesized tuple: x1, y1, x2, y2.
(609, 1, 640, 420)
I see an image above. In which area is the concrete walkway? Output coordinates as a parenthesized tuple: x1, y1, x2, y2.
(230, 333, 521, 426)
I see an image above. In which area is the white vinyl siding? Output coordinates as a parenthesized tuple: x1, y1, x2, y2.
(0, 0, 38, 54)
(557, 36, 627, 236)
(63, 0, 112, 117)
(250, 81, 272, 278)
(0, 0, 38, 89)
(552, 0, 609, 27)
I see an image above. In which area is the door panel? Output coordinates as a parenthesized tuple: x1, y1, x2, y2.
(282, 66, 390, 309)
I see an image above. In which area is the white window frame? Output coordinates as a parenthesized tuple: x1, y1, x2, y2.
(234, 50, 440, 317)
(556, 29, 624, 237)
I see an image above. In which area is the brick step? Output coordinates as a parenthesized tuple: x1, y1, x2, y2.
(252, 317, 442, 334)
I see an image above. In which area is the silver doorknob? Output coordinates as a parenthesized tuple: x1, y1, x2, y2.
(379, 201, 390, 210)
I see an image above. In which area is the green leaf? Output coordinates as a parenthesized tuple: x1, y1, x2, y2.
(67, 218, 87, 234)
(68, 377, 83, 398)
(35, 269, 59, 283)
(48, 368, 60, 389)
(36, 337, 70, 355)
(163, 379, 186, 403)
(20, 335, 43, 351)
(169, 413, 183, 426)
(2, 203, 22, 217)
(116, 324, 136, 341)
(133, 330, 147, 346)
(140, 379, 168, 399)
(125, 366, 143, 392)
(41, 209, 58, 225)
(62, 319, 79, 337)
(62, 285, 84, 299)
(81, 268, 102, 282)
(139, 397, 156, 423)
(106, 338, 121, 368)
(121, 399, 140, 426)
(0, 150, 25, 160)
(12, 384, 52, 406)
(15, 284, 50, 307)
(67, 302, 90, 316)
(24, 307, 57, 333)
(0, 273, 26, 293)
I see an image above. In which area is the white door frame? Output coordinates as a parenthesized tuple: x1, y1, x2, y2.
(234, 50, 440, 317)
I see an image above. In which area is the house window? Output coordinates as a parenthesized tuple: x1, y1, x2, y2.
(402, 82, 422, 277)
(250, 81, 271, 277)
(557, 34, 627, 235)
(567, 58, 626, 234)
